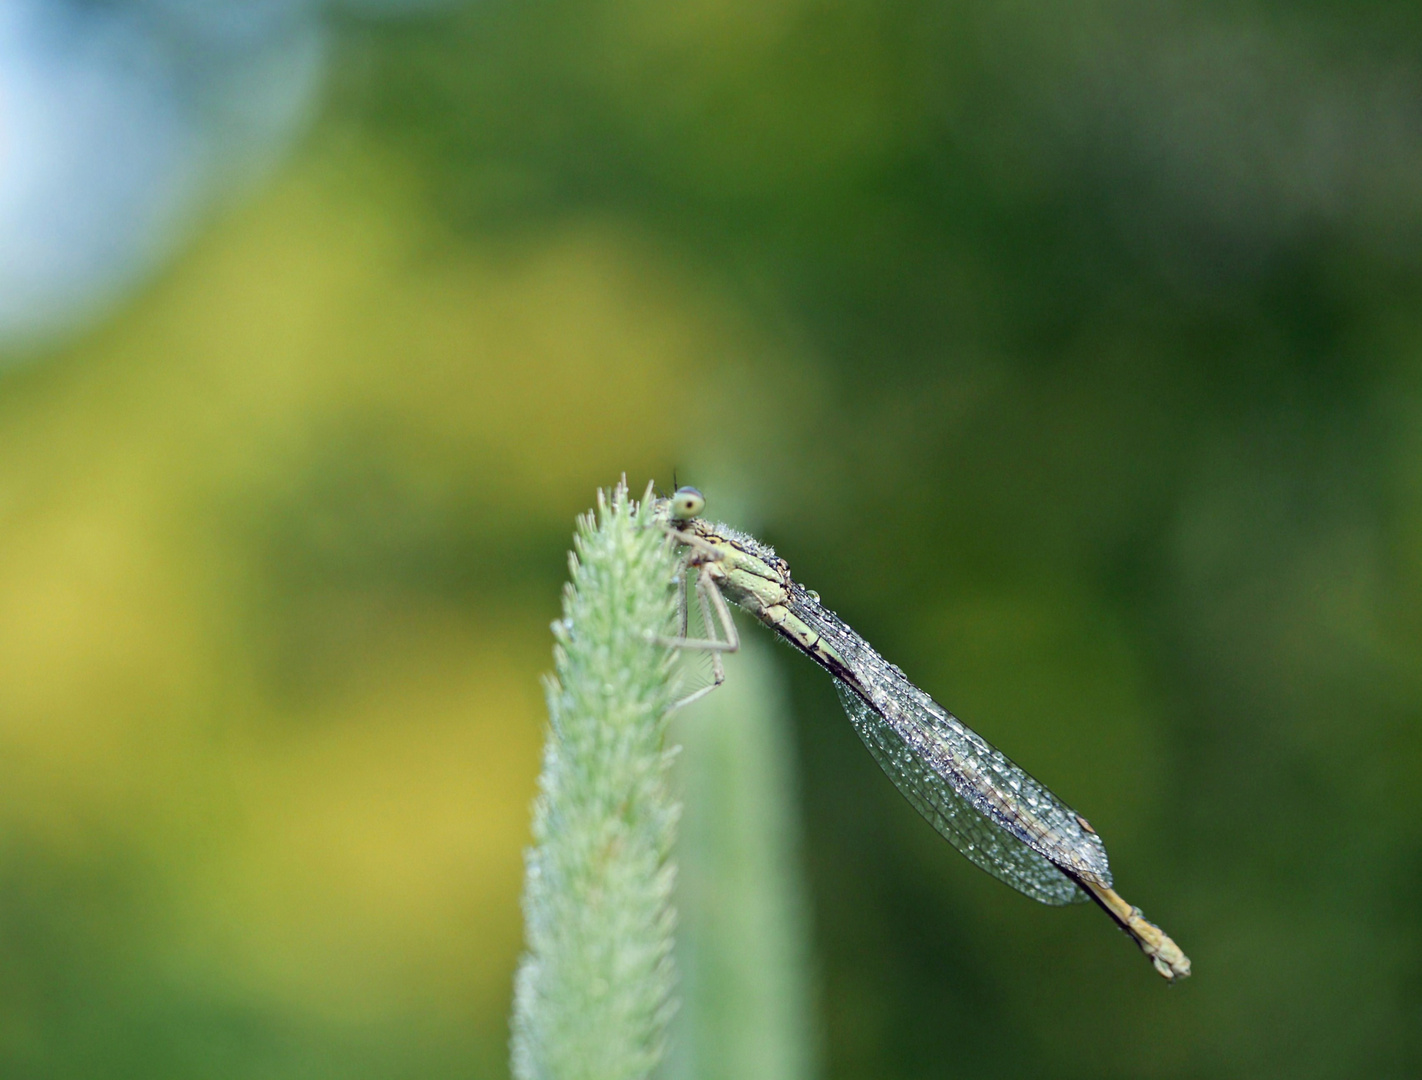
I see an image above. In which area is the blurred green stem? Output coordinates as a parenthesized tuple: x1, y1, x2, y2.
(511, 481, 681, 1080)
(663, 633, 818, 1080)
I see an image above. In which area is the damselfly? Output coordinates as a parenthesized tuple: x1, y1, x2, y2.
(654, 485, 1190, 981)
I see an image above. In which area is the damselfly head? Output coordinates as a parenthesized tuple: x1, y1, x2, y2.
(670, 486, 705, 520)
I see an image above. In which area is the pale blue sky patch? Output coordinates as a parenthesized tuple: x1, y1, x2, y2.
(0, 0, 435, 354)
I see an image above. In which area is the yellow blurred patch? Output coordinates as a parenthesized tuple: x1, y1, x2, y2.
(201, 618, 545, 1022)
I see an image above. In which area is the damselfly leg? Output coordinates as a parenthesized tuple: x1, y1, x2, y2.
(656, 531, 740, 710)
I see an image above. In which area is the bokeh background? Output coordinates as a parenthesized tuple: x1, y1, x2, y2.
(4, 0, 1422, 1076)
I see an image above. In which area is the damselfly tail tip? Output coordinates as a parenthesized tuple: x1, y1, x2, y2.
(1128, 911, 1191, 982)
(1083, 880, 1190, 981)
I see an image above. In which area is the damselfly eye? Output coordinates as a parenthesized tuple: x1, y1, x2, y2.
(671, 486, 705, 519)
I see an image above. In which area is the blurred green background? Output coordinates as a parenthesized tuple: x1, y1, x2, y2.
(3, 0, 1422, 1076)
